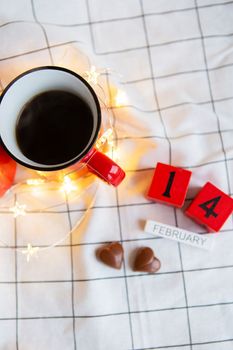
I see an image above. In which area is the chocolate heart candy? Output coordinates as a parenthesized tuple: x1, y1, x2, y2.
(97, 242, 124, 269)
(133, 247, 161, 273)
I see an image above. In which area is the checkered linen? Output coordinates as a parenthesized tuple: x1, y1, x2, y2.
(0, 0, 233, 349)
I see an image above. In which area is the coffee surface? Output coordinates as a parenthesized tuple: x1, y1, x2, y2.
(16, 90, 94, 165)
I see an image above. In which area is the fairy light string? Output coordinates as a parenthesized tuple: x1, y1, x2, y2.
(0, 63, 127, 261)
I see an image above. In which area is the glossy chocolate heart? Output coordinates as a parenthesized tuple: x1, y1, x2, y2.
(97, 242, 124, 269)
(133, 247, 161, 273)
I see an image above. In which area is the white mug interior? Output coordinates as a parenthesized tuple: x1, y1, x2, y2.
(0, 67, 100, 170)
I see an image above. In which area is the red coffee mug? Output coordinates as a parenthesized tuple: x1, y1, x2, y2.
(0, 66, 125, 186)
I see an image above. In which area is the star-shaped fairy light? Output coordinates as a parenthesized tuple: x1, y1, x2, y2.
(84, 65, 100, 85)
(114, 89, 128, 107)
(9, 202, 27, 218)
(22, 243, 39, 262)
(26, 178, 45, 186)
(60, 176, 77, 195)
(95, 128, 113, 149)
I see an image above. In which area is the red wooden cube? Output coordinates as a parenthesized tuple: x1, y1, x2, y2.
(147, 162, 192, 208)
(185, 182, 233, 232)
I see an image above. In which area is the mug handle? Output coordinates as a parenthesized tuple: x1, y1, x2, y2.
(82, 148, 125, 187)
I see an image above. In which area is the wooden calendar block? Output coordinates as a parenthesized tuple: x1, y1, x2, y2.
(147, 162, 192, 208)
(185, 182, 233, 232)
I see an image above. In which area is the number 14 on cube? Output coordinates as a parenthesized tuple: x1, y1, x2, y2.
(186, 182, 233, 232)
(147, 163, 233, 232)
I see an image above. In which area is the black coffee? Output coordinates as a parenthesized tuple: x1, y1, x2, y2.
(16, 90, 94, 165)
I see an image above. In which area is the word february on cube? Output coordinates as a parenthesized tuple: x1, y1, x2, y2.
(147, 162, 192, 207)
(144, 219, 215, 250)
(186, 182, 233, 232)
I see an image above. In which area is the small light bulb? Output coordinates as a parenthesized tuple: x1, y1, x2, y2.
(22, 243, 39, 262)
(95, 128, 113, 149)
(9, 202, 27, 218)
(60, 176, 77, 194)
(26, 179, 45, 186)
(115, 89, 128, 107)
(106, 147, 120, 162)
(84, 65, 100, 85)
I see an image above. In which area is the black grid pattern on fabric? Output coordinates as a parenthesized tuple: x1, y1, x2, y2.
(0, 0, 232, 349)
(139, 2, 194, 349)
(0, 1, 233, 32)
(86, 1, 135, 347)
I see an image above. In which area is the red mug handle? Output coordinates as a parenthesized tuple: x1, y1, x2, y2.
(82, 148, 125, 187)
